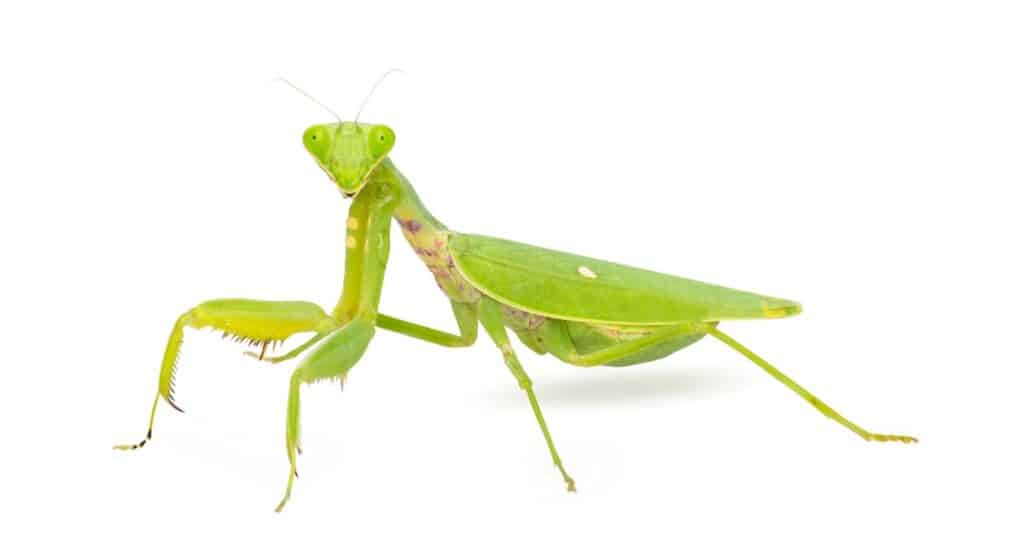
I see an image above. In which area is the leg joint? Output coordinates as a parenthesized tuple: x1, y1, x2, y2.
(500, 345, 533, 389)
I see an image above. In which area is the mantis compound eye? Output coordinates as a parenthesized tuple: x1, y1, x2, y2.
(302, 125, 330, 158)
(368, 125, 395, 158)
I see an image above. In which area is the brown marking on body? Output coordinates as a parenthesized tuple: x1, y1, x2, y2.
(594, 323, 654, 342)
(395, 223, 480, 303)
(501, 304, 546, 330)
(400, 219, 422, 233)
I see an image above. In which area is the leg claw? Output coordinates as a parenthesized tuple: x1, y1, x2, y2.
(113, 429, 153, 451)
(866, 433, 918, 443)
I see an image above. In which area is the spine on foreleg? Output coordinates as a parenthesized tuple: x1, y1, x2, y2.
(158, 310, 194, 411)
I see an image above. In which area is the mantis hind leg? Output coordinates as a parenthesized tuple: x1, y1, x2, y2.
(114, 298, 334, 451)
(539, 319, 710, 368)
(706, 325, 918, 443)
(543, 320, 916, 443)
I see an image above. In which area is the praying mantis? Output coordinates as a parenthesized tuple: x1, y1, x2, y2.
(115, 78, 917, 512)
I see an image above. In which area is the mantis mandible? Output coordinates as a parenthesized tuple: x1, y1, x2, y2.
(115, 77, 917, 512)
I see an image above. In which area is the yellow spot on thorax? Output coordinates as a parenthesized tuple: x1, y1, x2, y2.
(347, 217, 359, 230)
(577, 266, 598, 279)
(346, 235, 357, 248)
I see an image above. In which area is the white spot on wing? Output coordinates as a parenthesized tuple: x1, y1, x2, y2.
(577, 266, 597, 279)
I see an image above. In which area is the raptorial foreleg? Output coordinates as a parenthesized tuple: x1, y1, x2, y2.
(114, 299, 334, 451)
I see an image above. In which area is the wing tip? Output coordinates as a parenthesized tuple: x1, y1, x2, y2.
(761, 298, 802, 319)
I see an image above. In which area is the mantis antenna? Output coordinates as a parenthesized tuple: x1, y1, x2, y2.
(353, 68, 405, 126)
(273, 77, 343, 123)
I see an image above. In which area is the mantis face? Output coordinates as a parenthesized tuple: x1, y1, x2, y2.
(303, 121, 396, 197)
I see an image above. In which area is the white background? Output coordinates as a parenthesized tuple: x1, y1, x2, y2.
(2, 1, 1022, 533)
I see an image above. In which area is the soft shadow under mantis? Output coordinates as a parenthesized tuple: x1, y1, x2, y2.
(486, 365, 747, 409)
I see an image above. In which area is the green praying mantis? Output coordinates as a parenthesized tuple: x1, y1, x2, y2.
(115, 77, 917, 512)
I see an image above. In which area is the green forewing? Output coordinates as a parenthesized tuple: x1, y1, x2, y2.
(449, 233, 801, 325)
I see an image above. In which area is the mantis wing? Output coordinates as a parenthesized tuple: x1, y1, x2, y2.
(449, 233, 801, 325)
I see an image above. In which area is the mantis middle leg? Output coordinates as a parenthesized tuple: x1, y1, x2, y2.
(376, 301, 478, 348)
(478, 298, 576, 492)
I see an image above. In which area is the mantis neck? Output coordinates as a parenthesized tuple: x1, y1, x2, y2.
(378, 159, 479, 303)
(380, 158, 448, 241)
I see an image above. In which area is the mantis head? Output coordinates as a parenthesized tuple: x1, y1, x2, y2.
(303, 122, 396, 197)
